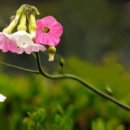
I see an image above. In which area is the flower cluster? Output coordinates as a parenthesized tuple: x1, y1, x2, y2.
(0, 4, 63, 102)
(0, 4, 63, 58)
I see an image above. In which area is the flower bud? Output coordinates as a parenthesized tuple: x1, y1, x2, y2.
(17, 13, 27, 31)
(29, 13, 37, 38)
(59, 57, 65, 68)
(2, 4, 25, 33)
(30, 5, 40, 15)
(3, 15, 21, 33)
(106, 86, 113, 96)
(48, 46, 56, 62)
(16, 4, 26, 15)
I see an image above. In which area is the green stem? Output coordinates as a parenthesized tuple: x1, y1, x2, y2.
(0, 54, 129, 112)
(0, 61, 40, 74)
(36, 52, 130, 112)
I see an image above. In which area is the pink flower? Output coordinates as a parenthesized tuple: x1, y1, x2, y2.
(9, 31, 46, 54)
(0, 32, 20, 53)
(35, 16, 63, 46)
(0, 31, 46, 54)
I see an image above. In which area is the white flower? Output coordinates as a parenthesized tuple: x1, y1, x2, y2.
(0, 94, 6, 102)
(7, 31, 46, 54)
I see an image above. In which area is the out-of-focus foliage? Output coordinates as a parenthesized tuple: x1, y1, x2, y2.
(0, 57, 130, 130)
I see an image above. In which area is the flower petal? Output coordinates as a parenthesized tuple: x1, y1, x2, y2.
(37, 16, 57, 27)
(0, 32, 19, 53)
(9, 31, 46, 54)
(35, 16, 63, 46)
(0, 94, 6, 102)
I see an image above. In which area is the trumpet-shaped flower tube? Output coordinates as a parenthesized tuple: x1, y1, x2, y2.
(0, 31, 46, 54)
(9, 31, 46, 54)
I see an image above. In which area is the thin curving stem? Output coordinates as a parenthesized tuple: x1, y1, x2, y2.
(36, 52, 130, 112)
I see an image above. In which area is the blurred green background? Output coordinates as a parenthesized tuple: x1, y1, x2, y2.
(0, 0, 130, 130)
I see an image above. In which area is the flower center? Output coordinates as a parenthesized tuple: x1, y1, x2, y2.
(42, 27, 50, 33)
